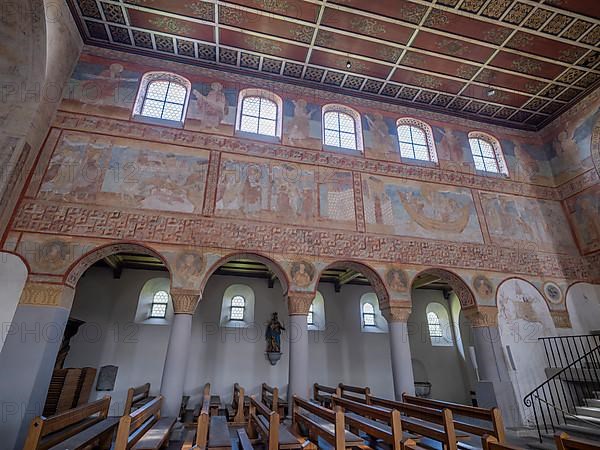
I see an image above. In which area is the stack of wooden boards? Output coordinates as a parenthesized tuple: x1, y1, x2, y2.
(43, 367, 97, 417)
(24, 382, 175, 450)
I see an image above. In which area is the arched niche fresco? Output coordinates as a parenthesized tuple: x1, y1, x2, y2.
(411, 268, 476, 310)
(565, 282, 600, 334)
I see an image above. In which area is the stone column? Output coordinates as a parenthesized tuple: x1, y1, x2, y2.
(287, 292, 314, 404)
(464, 306, 520, 427)
(160, 289, 200, 419)
(0, 280, 75, 450)
(382, 303, 415, 399)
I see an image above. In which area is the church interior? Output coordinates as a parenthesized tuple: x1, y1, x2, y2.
(1, 1, 600, 449)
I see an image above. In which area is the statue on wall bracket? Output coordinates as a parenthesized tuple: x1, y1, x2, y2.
(265, 312, 285, 366)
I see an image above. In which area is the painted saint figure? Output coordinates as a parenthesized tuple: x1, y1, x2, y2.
(192, 82, 228, 130)
(265, 312, 285, 353)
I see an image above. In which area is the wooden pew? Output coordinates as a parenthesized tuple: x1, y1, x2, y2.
(261, 383, 287, 419)
(113, 395, 175, 450)
(123, 383, 154, 415)
(338, 383, 371, 404)
(331, 395, 416, 450)
(369, 396, 458, 450)
(194, 389, 211, 450)
(237, 428, 254, 450)
(292, 395, 363, 450)
(402, 393, 506, 448)
(227, 383, 247, 425)
(23, 397, 118, 450)
(247, 396, 302, 450)
(313, 383, 340, 408)
(555, 431, 600, 450)
(194, 383, 222, 420)
(482, 436, 525, 450)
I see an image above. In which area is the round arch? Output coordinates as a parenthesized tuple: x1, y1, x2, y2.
(564, 281, 600, 334)
(200, 251, 290, 294)
(411, 268, 476, 310)
(64, 241, 171, 288)
(317, 260, 389, 305)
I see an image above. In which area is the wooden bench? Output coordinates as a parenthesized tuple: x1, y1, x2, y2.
(247, 396, 302, 450)
(369, 396, 458, 450)
(194, 383, 222, 420)
(482, 436, 524, 450)
(261, 383, 287, 419)
(555, 431, 600, 450)
(195, 390, 212, 450)
(292, 395, 363, 450)
(237, 428, 254, 450)
(402, 393, 506, 448)
(332, 395, 415, 450)
(338, 383, 371, 404)
(227, 383, 247, 425)
(23, 397, 118, 450)
(124, 383, 155, 415)
(209, 416, 232, 450)
(113, 395, 175, 450)
(313, 383, 340, 408)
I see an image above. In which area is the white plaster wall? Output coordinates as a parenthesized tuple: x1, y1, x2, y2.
(65, 268, 481, 413)
(497, 279, 558, 425)
(0, 253, 28, 353)
(566, 283, 600, 334)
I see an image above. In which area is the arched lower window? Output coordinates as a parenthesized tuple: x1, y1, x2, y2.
(362, 302, 376, 326)
(397, 118, 438, 163)
(307, 303, 315, 326)
(468, 132, 508, 176)
(322, 104, 363, 152)
(133, 71, 191, 126)
(236, 89, 282, 138)
(230, 295, 246, 321)
(427, 311, 443, 338)
(150, 290, 170, 319)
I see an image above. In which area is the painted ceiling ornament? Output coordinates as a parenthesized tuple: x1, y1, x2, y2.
(149, 17, 191, 35)
(424, 10, 450, 28)
(350, 17, 386, 35)
(472, 274, 494, 300)
(484, 28, 512, 45)
(219, 7, 243, 26)
(511, 57, 542, 75)
(558, 47, 586, 63)
(509, 33, 534, 49)
(401, 53, 425, 68)
(400, 4, 427, 24)
(418, 74, 443, 90)
(290, 26, 314, 44)
(314, 30, 335, 47)
(186, 1, 215, 21)
(543, 281, 563, 305)
(245, 36, 282, 54)
(253, 0, 292, 15)
(377, 47, 403, 63)
(592, 121, 600, 178)
(461, 0, 486, 13)
(436, 39, 468, 57)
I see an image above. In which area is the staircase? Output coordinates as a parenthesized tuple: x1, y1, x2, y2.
(523, 335, 600, 449)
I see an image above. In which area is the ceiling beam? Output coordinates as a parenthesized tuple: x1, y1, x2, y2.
(413, 274, 441, 289)
(103, 254, 122, 279)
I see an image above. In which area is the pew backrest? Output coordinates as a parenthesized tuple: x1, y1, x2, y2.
(293, 395, 351, 450)
(123, 383, 151, 415)
(23, 396, 111, 450)
(313, 384, 340, 407)
(230, 383, 246, 424)
(261, 383, 279, 414)
(248, 396, 279, 450)
(402, 393, 506, 443)
(555, 431, 600, 450)
(338, 383, 370, 404)
(196, 391, 212, 449)
(113, 395, 163, 450)
(369, 396, 457, 450)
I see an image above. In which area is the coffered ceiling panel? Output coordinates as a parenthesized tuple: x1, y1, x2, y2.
(68, 0, 600, 130)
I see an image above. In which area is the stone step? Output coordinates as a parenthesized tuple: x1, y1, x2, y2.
(585, 398, 600, 408)
(567, 413, 600, 426)
(575, 407, 600, 419)
(557, 368, 600, 382)
(556, 422, 600, 440)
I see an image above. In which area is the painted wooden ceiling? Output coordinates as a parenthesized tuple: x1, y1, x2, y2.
(68, 0, 600, 130)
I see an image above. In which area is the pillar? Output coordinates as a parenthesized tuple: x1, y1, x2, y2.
(159, 289, 200, 419)
(287, 292, 314, 404)
(0, 280, 75, 450)
(464, 306, 520, 427)
(382, 303, 415, 399)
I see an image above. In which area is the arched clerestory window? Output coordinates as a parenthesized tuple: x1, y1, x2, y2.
(468, 131, 508, 176)
(396, 118, 438, 163)
(236, 88, 283, 139)
(322, 104, 364, 152)
(133, 71, 192, 126)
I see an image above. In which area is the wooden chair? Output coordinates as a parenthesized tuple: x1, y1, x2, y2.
(23, 396, 118, 450)
(338, 383, 371, 404)
(369, 396, 458, 450)
(332, 395, 415, 450)
(261, 383, 287, 419)
(292, 395, 363, 450)
(555, 431, 600, 450)
(247, 396, 301, 450)
(123, 383, 154, 415)
(227, 383, 247, 425)
(402, 393, 506, 448)
(113, 395, 175, 450)
(313, 383, 340, 408)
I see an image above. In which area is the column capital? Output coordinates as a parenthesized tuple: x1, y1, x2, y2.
(19, 280, 75, 310)
(463, 305, 498, 328)
(381, 300, 412, 323)
(170, 288, 201, 315)
(287, 291, 315, 316)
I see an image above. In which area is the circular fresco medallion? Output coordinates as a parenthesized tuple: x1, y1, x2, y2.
(543, 281, 563, 305)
